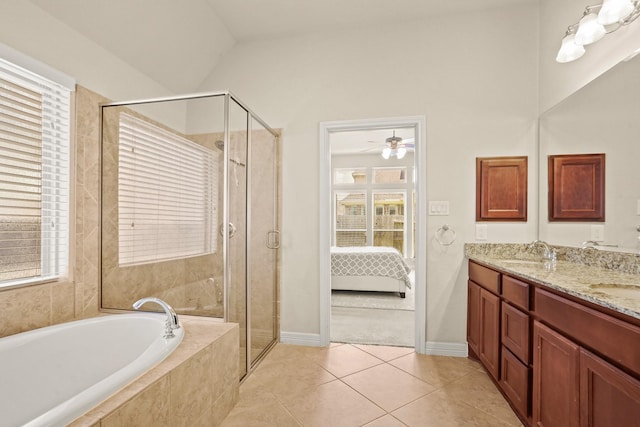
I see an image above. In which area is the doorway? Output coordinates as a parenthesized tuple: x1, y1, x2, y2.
(319, 116, 427, 352)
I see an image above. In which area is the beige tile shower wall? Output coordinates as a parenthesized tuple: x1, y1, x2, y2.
(0, 85, 103, 339)
(101, 108, 224, 317)
(76, 86, 108, 319)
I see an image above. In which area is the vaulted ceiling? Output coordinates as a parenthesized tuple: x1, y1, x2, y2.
(29, 0, 533, 93)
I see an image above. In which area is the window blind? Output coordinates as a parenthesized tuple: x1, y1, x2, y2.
(0, 58, 71, 285)
(118, 113, 217, 266)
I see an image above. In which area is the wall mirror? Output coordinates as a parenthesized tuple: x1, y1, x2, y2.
(538, 54, 640, 253)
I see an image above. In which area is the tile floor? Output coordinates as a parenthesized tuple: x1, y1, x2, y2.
(221, 343, 523, 427)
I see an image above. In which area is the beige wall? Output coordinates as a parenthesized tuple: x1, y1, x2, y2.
(196, 3, 541, 345)
(1, 1, 638, 348)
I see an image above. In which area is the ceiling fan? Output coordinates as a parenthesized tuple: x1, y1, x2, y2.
(379, 131, 415, 159)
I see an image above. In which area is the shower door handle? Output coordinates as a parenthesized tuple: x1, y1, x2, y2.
(267, 230, 280, 249)
(219, 222, 237, 238)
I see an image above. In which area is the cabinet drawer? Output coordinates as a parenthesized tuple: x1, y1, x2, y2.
(501, 346, 530, 420)
(502, 275, 530, 311)
(469, 261, 501, 294)
(502, 301, 530, 364)
(535, 288, 640, 377)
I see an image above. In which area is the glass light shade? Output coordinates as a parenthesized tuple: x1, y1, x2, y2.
(381, 147, 391, 159)
(575, 13, 606, 45)
(598, 0, 635, 25)
(556, 34, 586, 63)
(397, 147, 407, 159)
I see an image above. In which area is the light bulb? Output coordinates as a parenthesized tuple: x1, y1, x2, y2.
(556, 33, 586, 63)
(397, 147, 407, 159)
(381, 147, 391, 159)
(575, 12, 606, 45)
(598, 0, 635, 25)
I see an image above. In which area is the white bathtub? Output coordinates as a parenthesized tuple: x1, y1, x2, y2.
(0, 313, 184, 427)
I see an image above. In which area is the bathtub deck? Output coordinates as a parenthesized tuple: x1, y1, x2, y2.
(68, 315, 239, 427)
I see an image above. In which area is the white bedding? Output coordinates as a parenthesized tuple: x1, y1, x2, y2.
(330, 246, 412, 295)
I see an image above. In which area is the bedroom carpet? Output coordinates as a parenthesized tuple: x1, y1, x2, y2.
(331, 306, 414, 347)
(330, 272, 415, 347)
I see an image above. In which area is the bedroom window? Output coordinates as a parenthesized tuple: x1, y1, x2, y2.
(0, 55, 73, 287)
(335, 191, 366, 247)
(373, 191, 406, 254)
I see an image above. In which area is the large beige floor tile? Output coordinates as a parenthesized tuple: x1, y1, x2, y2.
(249, 355, 336, 403)
(283, 379, 386, 427)
(353, 344, 414, 362)
(221, 399, 301, 427)
(363, 414, 407, 426)
(300, 344, 384, 378)
(392, 390, 514, 427)
(438, 369, 523, 426)
(389, 353, 477, 387)
(342, 363, 436, 412)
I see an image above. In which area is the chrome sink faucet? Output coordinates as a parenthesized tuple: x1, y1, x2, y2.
(528, 240, 557, 261)
(133, 297, 181, 339)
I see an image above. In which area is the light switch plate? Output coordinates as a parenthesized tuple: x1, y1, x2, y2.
(428, 201, 450, 216)
(475, 224, 488, 240)
(591, 224, 604, 242)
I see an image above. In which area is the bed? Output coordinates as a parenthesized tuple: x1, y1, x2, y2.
(330, 246, 412, 298)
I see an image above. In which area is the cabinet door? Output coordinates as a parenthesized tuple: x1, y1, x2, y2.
(580, 349, 640, 427)
(467, 280, 481, 357)
(479, 288, 500, 379)
(502, 301, 530, 364)
(501, 346, 531, 419)
(533, 321, 580, 427)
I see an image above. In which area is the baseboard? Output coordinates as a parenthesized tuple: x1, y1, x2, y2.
(424, 341, 468, 357)
(280, 331, 323, 347)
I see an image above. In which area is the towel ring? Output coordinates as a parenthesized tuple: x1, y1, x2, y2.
(435, 224, 456, 246)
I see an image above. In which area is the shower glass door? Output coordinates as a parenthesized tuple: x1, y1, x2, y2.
(226, 98, 249, 378)
(249, 117, 279, 366)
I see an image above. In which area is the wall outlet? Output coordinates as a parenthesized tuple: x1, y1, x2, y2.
(475, 224, 488, 240)
(428, 200, 450, 216)
(590, 224, 605, 242)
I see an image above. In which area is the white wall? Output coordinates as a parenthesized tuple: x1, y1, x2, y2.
(539, 0, 640, 113)
(0, 1, 172, 101)
(198, 3, 540, 345)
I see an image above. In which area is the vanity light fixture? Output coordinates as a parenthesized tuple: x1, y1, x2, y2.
(556, 1, 640, 63)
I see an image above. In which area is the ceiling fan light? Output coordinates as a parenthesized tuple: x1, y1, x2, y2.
(381, 147, 391, 159)
(556, 33, 585, 63)
(575, 12, 606, 45)
(397, 147, 407, 159)
(598, 0, 635, 25)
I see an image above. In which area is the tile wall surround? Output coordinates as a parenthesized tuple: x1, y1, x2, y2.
(465, 242, 640, 275)
(68, 317, 239, 427)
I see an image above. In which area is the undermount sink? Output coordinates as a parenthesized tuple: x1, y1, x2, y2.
(588, 283, 640, 299)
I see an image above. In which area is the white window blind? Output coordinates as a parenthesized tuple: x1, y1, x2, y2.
(118, 113, 217, 266)
(0, 58, 71, 286)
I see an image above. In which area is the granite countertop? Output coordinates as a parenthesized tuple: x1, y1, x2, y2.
(465, 246, 640, 321)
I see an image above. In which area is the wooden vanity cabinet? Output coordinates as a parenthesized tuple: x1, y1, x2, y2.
(467, 262, 501, 380)
(467, 260, 640, 427)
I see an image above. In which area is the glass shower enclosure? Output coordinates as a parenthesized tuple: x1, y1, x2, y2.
(100, 92, 279, 379)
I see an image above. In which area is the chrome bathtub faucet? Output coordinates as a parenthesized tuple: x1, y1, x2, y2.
(133, 297, 180, 339)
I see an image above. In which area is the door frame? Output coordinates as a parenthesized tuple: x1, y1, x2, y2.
(319, 116, 427, 353)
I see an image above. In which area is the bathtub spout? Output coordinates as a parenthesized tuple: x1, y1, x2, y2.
(133, 297, 180, 339)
